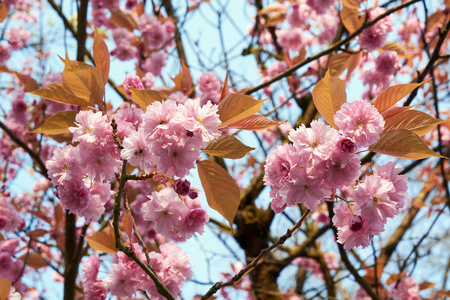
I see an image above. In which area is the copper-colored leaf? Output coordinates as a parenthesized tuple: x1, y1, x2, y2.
(346, 51, 361, 81)
(85, 224, 118, 254)
(217, 94, 266, 129)
(226, 115, 285, 131)
(0, 278, 11, 300)
(202, 135, 255, 159)
(32, 83, 91, 106)
(296, 47, 307, 64)
(381, 105, 413, 119)
(93, 28, 110, 86)
(19, 252, 48, 270)
(54, 203, 64, 227)
(0, 233, 4, 242)
(369, 130, 445, 159)
(130, 88, 169, 110)
(110, 9, 138, 31)
(386, 272, 406, 285)
(419, 281, 435, 290)
(329, 52, 354, 77)
(382, 41, 406, 56)
(257, 3, 287, 15)
(27, 229, 48, 239)
(220, 70, 229, 102)
(374, 82, 425, 113)
(312, 70, 347, 129)
(122, 210, 134, 241)
(31, 110, 78, 135)
(340, 6, 363, 34)
(341, 0, 360, 9)
(62, 54, 104, 105)
(0, 65, 39, 92)
(0, 2, 8, 23)
(383, 110, 445, 136)
(171, 62, 193, 95)
(187, 3, 201, 12)
(198, 160, 240, 228)
(265, 12, 286, 27)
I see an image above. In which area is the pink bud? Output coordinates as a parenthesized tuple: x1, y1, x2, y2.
(173, 178, 191, 196)
(349, 215, 364, 232)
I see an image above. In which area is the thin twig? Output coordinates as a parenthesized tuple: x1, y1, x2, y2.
(243, 0, 421, 96)
(201, 209, 311, 300)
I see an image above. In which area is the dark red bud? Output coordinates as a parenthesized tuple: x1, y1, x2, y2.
(349, 215, 364, 232)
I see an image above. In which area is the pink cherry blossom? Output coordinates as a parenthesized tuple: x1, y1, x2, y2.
(334, 100, 385, 147)
(376, 51, 401, 76)
(289, 120, 339, 163)
(353, 175, 396, 224)
(141, 187, 188, 237)
(121, 129, 155, 173)
(0, 44, 11, 65)
(197, 72, 221, 94)
(46, 145, 83, 186)
(306, 0, 335, 15)
(123, 74, 144, 97)
(390, 276, 421, 300)
(373, 162, 408, 210)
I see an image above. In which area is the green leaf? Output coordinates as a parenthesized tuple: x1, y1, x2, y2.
(217, 93, 266, 129)
(202, 135, 255, 159)
(369, 129, 445, 159)
(312, 70, 347, 129)
(198, 160, 240, 228)
(31, 110, 78, 135)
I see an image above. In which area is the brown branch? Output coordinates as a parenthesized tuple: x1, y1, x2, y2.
(201, 209, 311, 300)
(327, 202, 381, 300)
(113, 161, 175, 300)
(243, 0, 421, 96)
(64, 1, 88, 298)
(404, 17, 450, 106)
(46, 0, 129, 103)
(0, 120, 48, 178)
(162, 0, 188, 66)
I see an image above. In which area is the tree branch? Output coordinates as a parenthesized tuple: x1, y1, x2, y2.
(201, 209, 311, 300)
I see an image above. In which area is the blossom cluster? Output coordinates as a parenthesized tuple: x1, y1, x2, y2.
(359, 7, 394, 51)
(332, 161, 408, 249)
(105, 242, 192, 299)
(81, 243, 192, 299)
(0, 192, 25, 233)
(355, 276, 420, 300)
(46, 96, 221, 227)
(0, 239, 25, 292)
(264, 99, 384, 213)
(264, 99, 410, 249)
(141, 187, 209, 242)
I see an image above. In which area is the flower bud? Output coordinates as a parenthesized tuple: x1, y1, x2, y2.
(188, 189, 198, 199)
(349, 215, 364, 232)
(337, 137, 357, 154)
(173, 178, 191, 196)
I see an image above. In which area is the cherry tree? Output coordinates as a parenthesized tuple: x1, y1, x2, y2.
(0, 0, 449, 299)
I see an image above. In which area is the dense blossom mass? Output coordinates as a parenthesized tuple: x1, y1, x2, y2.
(0, 0, 448, 298)
(264, 100, 408, 249)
